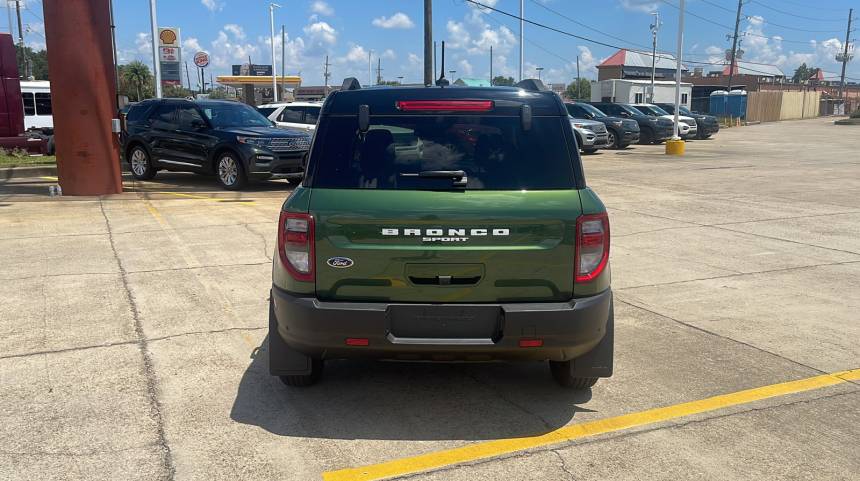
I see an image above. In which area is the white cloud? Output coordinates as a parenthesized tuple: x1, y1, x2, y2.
(302, 21, 337, 56)
(372, 12, 415, 29)
(457, 59, 474, 76)
(201, 0, 224, 12)
(618, 0, 658, 13)
(135, 32, 152, 55)
(223, 24, 246, 40)
(310, 1, 333, 16)
(338, 44, 369, 65)
(408, 52, 422, 69)
(183, 37, 203, 53)
(381, 49, 396, 60)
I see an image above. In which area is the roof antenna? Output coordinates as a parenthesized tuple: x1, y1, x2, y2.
(435, 41, 449, 87)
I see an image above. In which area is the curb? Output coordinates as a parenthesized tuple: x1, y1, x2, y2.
(0, 165, 58, 180)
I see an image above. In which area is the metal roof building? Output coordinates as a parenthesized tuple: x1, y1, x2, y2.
(597, 49, 688, 81)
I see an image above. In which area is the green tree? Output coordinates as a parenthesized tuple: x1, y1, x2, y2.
(163, 84, 193, 98)
(14, 45, 49, 79)
(120, 61, 153, 101)
(792, 63, 810, 84)
(565, 79, 591, 100)
(492, 75, 515, 86)
(207, 87, 229, 99)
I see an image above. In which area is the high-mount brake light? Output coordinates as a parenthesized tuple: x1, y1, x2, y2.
(395, 100, 494, 112)
(574, 212, 610, 283)
(278, 212, 315, 282)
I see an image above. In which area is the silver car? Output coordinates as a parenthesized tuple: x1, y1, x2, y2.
(570, 116, 610, 154)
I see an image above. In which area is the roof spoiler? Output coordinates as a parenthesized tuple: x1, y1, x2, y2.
(341, 77, 362, 91)
(514, 78, 548, 92)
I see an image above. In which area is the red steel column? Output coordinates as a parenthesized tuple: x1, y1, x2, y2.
(43, 0, 122, 195)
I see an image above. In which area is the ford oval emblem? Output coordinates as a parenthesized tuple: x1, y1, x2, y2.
(326, 256, 354, 268)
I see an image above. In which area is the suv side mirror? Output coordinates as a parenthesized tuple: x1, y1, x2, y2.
(190, 119, 206, 130)
(619, 111, 630, 118)
(584, 113, 593, 119)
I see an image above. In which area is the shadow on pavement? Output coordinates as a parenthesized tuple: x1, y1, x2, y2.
(123, 172, 297, 194)
(230, 336, 594, 441)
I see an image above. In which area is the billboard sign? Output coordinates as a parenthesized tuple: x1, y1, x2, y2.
(158, 27, 180, 47)
(231, 64, 274, 76)
(159, 47, 180, 62)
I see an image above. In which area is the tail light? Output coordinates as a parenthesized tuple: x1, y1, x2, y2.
(575, 212, 610, 283)
(278, 212, 315, 282)
(395, 100, 494, 112)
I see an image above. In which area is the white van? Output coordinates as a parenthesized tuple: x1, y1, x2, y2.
(257, 101, 321, 132)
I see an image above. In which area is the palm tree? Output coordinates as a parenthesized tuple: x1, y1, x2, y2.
(123, 61, 151, 101)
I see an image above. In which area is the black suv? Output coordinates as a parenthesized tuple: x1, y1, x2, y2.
(655, 103, 720, 139)
(566, 101, 639, 149)
(589, 102, 673, 144)
(123, 99, 311, 190)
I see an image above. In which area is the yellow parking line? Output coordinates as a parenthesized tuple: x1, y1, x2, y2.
(323, 367, 860, 481)
(40, 176, 58, 181)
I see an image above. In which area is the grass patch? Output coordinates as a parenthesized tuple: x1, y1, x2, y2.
(0, 149, 56, 168)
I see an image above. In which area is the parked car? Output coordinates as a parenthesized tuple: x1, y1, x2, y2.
(655, 103, 720, 139)
(631, 103, 697, 139)
(570, 116, 610, 154)
(257, 101, 322, 132)
(566, 101, 639, 149)
(123, 99, 311, 190)
(589, 102, 673, 144)
(269, 78, 614, 388)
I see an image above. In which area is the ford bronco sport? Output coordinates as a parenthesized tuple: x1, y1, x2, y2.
(269, 78, 613, 388)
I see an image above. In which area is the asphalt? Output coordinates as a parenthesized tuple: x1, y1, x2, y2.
(1, 117, 858, 480)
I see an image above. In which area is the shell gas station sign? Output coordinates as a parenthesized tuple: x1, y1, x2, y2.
(158, 27, 182, 86)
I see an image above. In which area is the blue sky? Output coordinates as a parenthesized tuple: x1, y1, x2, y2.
(9, 0, 860, 86)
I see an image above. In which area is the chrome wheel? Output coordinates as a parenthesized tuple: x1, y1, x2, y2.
(218, 155, 239, 186)
(607, 131, 617, 149)
(131, 148, 148, 176)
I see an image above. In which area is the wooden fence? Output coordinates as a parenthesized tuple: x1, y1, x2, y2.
(746, 90, 821, 122)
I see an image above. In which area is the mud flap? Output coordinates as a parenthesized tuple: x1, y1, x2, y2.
(268, 298, 314, 376)
(571, 298, 614, 378)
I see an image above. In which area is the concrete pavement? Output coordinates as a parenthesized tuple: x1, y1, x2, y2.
(0, 117, 858, 480)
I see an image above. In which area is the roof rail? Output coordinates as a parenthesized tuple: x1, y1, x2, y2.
(514, 78, 548, 92)
(341, 77, 362, 91)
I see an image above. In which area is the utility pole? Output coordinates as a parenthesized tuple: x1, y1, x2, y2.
(727, 0, 743, 93)
(423, 0, 433, 86)
(489, 45, 493, 85)
(535, 66, 543, 81)
(649, 11, 660, 103)
(149, 0, 161, 98)
(519, 0, 524, 81)
(837, 8, 853, 105)
(15, 0, 27, 79)
(6, 1, 13, 41)
(672, 0, 686, 140)
(368, 49, 373, 86)
(576, 55, 581, 100)
(185, 61, 191, 91)
(323, 55, 331, 89)
(376, 58, 383, 85)
(281, 25, 285, 87)
(269, 3, 280, 102)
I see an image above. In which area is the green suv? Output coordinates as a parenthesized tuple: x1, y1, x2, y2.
(269, 78, 613, 388)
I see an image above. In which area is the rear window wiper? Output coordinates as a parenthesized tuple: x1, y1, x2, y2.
(399, 170, 468, 187)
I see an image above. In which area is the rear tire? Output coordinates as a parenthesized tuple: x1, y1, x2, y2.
(129, 145, 156, 180)
(279, 359, 324, 387)
(582, 148, 598, 155)
(549, 361, 599, 389)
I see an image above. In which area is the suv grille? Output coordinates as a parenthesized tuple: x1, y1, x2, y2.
(586, 123, 607, 134)
(269, 137, 310, 152)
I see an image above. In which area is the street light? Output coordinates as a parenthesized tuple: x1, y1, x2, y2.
(269, 3, 281, 102)
(397, 76, 404, 85)
(535, 66, 544, 81)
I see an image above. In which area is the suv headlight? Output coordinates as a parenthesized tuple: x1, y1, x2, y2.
(612, 120, 623, 127)
(237, 136, 272, 148)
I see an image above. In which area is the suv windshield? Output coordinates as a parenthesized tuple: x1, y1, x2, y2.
(311, 116, 575, 190)
(200, 103, 273, 128)
(567, 103, 606, 119)
(636, 105, 670, 116)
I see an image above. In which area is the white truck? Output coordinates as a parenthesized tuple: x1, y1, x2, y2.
(20, 80, 55, 153)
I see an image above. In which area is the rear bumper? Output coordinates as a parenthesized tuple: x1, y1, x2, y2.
(271, 286, 613, 362)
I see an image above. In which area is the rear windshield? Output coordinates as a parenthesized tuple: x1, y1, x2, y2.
(310, 116, 575, 190)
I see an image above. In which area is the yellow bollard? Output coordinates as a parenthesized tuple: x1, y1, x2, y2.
(665, 139, 685, 155)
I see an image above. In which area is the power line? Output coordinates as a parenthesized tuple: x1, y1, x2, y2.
(699, 0, 735, 15)
(749, 0, 844, 23)
(527, 0, 652, 51)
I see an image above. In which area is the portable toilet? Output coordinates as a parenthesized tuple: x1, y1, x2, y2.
(709, 90, 729, 116)
(728, 89, 747, 118)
